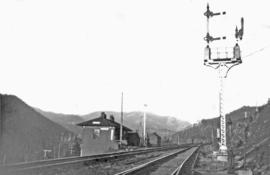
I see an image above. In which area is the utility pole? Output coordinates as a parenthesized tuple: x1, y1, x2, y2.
(203, 3, 244, 161)
(143, 104, 147, 146)
(243, 111, 249, 168)
(0, 95, 2, 140)
(0, 95, 2, 165)
(58, 140, 61, 158)
(120, 92, 123, 146)
(211, 121, 215, 149)
(0, 95, 3, 141)
(58, 133, 64, 158)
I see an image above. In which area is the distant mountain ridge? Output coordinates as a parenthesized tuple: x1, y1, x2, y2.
(36, 109, 191, 139)
(34, 108, 84, 134)
(82, 111, 191, 138)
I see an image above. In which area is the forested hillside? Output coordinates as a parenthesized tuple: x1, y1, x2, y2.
(0, 94, 76, 164)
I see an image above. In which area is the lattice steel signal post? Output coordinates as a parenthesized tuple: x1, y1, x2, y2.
(203, 4, 244, 161)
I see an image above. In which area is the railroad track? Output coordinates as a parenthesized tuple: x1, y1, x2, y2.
(114, 146, 200, 175)
(0, 144, 194, 175)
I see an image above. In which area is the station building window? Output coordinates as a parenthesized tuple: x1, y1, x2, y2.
(93, 129, 100, 139)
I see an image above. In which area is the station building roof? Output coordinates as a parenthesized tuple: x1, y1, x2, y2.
(77, 113, 132, 131)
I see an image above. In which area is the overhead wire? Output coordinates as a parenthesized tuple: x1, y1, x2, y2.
(242, 44, 270, 58)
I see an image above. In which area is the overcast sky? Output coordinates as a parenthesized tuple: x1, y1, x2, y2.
(0, 0, 270, 123)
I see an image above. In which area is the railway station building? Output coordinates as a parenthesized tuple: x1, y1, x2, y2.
(77, 112, 132, 156)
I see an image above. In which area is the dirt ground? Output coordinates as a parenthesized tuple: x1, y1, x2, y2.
(194, 145, 270, 175)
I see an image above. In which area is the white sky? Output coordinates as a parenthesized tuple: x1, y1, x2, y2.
(0, 0, 270, 123)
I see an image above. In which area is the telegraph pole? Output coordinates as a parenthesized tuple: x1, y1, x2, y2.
(0, 95, 2, 165)
(203, 3, 244, 161)
(0, 95, 2, 139)
(143, 104, 147, 146)
(120, 92, 123, 145)
(243, 111, 249, 168)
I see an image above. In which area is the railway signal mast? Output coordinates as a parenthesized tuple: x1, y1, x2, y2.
(203, 4, 244, 161)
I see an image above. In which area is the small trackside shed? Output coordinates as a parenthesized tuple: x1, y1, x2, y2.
(77, 112, 132, 156)
(126, 132, 140, 146)
(148, 132, 161, 147)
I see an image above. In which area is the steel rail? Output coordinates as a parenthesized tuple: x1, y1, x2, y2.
(114, 146, 194, 175)
(171, 146, 200, 175)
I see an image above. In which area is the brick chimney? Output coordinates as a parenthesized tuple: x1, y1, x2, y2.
(100, 112, 107, 119)
(109, 115, 115, 122)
